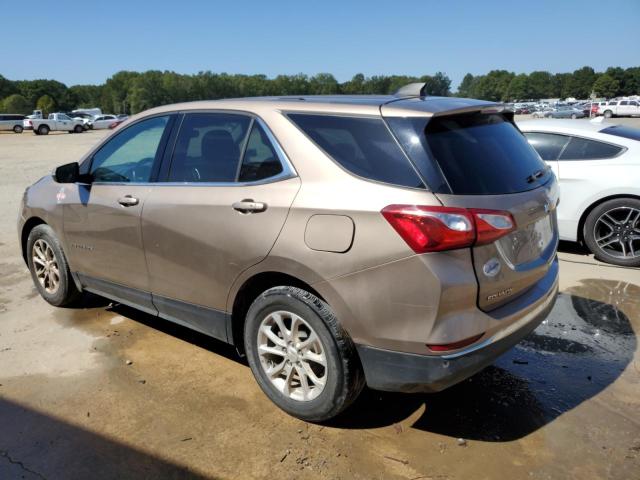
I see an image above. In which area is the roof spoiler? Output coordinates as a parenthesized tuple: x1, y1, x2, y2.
(392, 82, 426, 98)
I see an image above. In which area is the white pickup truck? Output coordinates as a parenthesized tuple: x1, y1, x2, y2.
(27, 113, 85, 135)
(598, 99, 640, 118)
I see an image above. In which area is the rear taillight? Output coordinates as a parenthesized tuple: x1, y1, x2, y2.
(471, 209, 516, 245)
(382, 205, 515, 253)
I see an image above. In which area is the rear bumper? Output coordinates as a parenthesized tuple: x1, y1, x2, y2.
(356, 259, 558, 393)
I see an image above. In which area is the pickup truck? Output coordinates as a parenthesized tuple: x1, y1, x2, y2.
(27, 113, 85, 135)
(598, 100, 640, 118)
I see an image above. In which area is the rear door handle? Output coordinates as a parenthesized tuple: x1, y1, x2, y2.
(232, 199, 267, 214)
(118, 195, 139, 207)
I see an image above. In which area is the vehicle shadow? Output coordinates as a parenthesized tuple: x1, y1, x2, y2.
(0, 398, 211, 479)
(72, 279, 637, 443)
(329, 279, 638, 441)
(558, 240, 591, 256)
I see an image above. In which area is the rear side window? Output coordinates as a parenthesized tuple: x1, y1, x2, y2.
(288, 114, 424, 189)
(559, 137, 623, 160)
(524, 132, 570, 160)
(423, 113, 550, 194)
(168, 113, 251, 182)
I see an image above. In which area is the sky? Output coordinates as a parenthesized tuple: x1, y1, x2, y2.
(3, 0, 639, 90)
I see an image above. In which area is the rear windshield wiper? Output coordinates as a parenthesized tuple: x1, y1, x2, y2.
(526, 167, 548, 183)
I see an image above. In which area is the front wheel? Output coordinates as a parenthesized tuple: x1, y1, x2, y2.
(583, 198, 640, 267)
(74, 124, 83, 133)
(27, 224, 81, 306)
(13, 125, 23, 133)
(603, 110, 613, 118)
(571, 113, 577, 119)
(244, 286, 364, 421)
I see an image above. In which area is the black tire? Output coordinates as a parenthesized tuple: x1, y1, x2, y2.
(26, 224, 81, 306)
(38, 125, 50, 135)
(603, 110, 613, 119)
(74, 124, 83, 133)
(13, 125, 23, 133)
(583, 198, 640, 267)
(244, 286, 364, 422)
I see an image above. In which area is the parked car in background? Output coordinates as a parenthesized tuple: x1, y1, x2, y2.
(92, 114, 120, 129)
(0, 114, 26, 133)
(543, 106, 585, 119)
(66, 112, 94, 130)
(27, 113, 85, 135)
(72, 108, 102, 117)
(520, 119, 640, 267)
(19, 91, 559, 421)
(598, 100, 640, 118)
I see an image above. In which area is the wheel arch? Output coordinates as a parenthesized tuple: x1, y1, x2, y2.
(577, 193, 640, 243)
(229, 271, 326, 355)
(21, 216, 47, 264)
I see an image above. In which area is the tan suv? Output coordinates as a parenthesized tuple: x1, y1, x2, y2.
(18, 85, 559, 421)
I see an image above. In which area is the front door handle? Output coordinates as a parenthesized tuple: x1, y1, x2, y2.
(118, 195, 139, 207)
(232, 199, 267, 214)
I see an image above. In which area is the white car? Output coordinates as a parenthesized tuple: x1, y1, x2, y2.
(92, 114, 119, 129)
(519, 119, 640, 267)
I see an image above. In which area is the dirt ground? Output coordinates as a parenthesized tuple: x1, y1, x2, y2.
(1, 119, 639, 480)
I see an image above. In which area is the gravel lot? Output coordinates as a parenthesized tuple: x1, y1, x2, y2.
(1, 120, 639, 479)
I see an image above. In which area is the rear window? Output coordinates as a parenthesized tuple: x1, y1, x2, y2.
(422, 113, 550, 195)
(288, 114, 424, 189)
(600, 125, 640, 141)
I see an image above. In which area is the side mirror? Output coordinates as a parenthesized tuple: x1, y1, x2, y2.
(53, 162, 80, 183)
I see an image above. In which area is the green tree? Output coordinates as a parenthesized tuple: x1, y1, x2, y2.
(527, 71, 554, 99)
(1, 93, 31, 113)
(592, 74, 620, 98)
(473, 70, 514, 101)
(565, 66, 597, 98)
(309, 73, 339, 94)
(457, 73, 478, 97)
(0, 74, 18, 100)
(505, 74, 531, 101)
(422, 72, 451, 96)
(36, 94, 56, 116)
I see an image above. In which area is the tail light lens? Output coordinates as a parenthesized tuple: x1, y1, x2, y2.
(382, 205, 515, 253)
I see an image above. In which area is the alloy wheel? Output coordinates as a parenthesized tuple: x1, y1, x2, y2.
(257, 310, 327, 401)
(32, 239, 60, 294)
(594, 207, 640, 259)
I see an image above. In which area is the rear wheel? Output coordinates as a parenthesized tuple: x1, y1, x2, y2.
(603, 110, 613, 118)
(74, 124, 83, 133)
(583, 198, 640, 267)
(38, 125, 50, 135)
(13, 125, 23, 133)
(571, 113, 577, 119)
(244, 286, 364, 421)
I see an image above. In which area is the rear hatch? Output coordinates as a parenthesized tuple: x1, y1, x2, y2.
(383, 105, 558, 311)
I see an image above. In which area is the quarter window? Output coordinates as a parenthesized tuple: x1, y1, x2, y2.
(288, 113, 424, 189)
(559, 136, 623, 160)
(524, 132, 570, 160)
(90, 115, 169, 183)
(238, 122, 284, 182)
(168, 113, 251, 183)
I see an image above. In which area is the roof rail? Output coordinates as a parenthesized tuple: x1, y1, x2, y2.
(392, 82, 426, 97)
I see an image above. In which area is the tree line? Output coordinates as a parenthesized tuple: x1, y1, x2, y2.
(0, 71, 451, 115)
(458, 66, 640, 102)
(1, 66, 638, 116)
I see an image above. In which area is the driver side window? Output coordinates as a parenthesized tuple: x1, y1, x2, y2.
(91, 116, 169, 183)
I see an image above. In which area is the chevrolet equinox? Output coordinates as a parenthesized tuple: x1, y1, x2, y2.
(19, 84, 559, 421)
